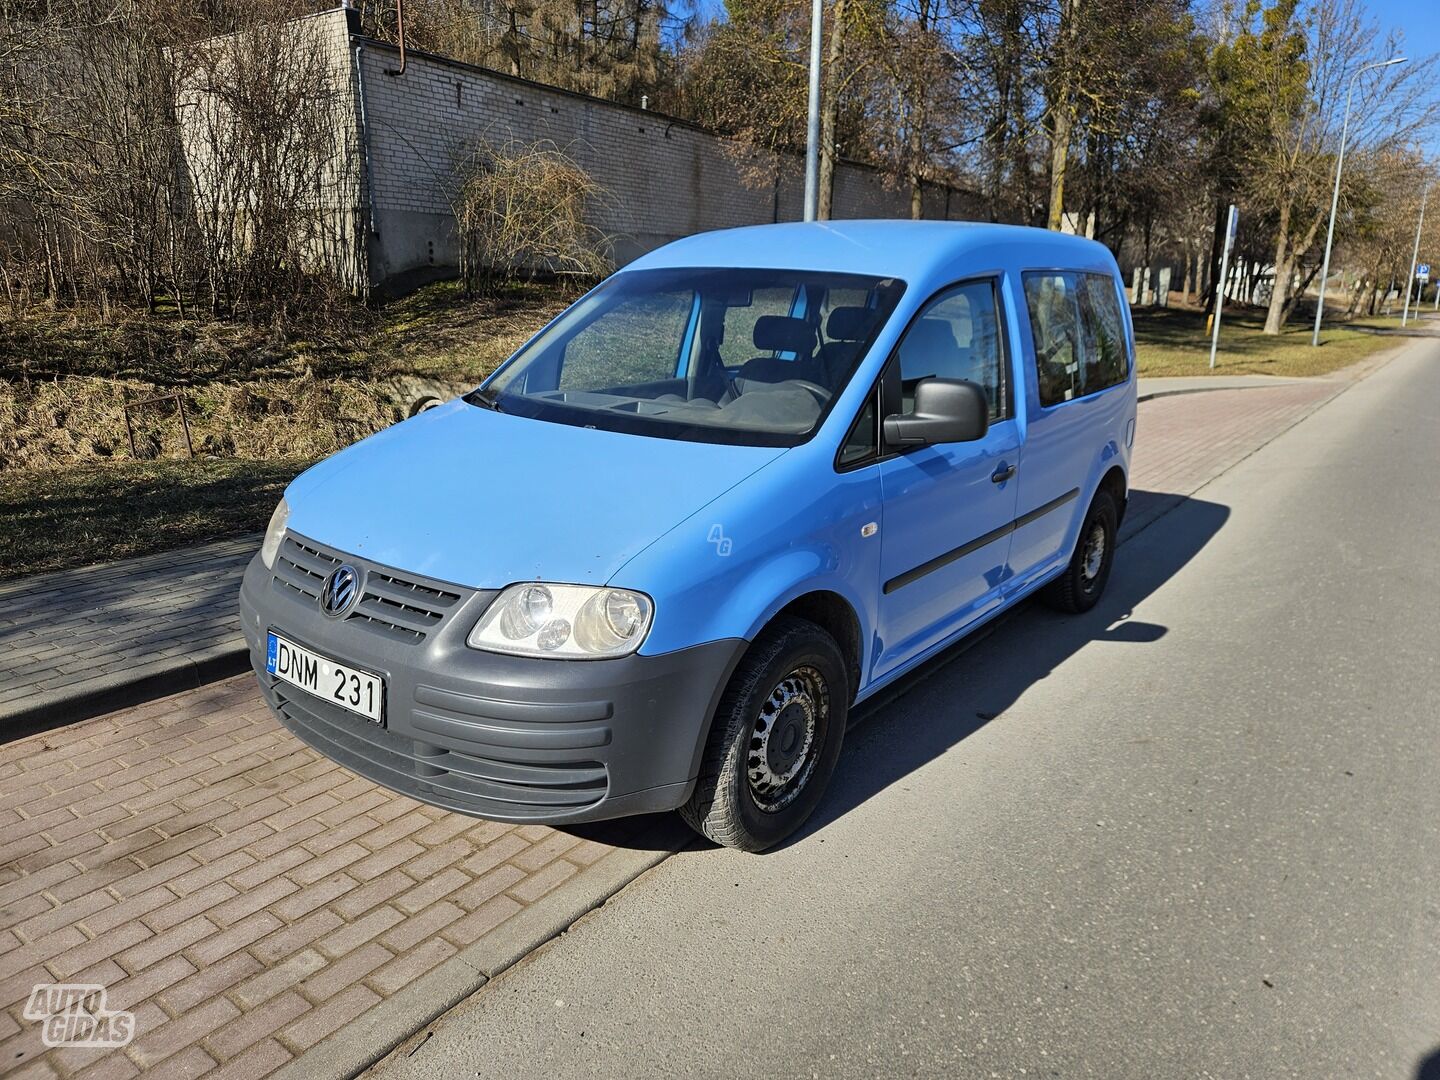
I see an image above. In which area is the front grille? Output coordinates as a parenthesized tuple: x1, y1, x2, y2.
(350, 569, 462, 643)
(273, 536, 338, 600)
(272, 535, 464, 644)
(267, 683, 608, 818)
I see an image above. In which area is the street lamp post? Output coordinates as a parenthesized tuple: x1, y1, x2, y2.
(802, 0, 823, 221)
(1311, 56, 1408, 347)
(1402, 181, 1429, 328)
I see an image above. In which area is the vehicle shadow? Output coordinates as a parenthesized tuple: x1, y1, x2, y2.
(1417, 1048, 1440, 1080)
(568, 489, 1228, 854)
(788, 489, 1227, 849)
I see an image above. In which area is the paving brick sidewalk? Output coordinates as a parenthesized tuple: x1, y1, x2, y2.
(1122, 377, 1347, 538)
(0, 677, 683, 1080)
(0, 540, 257, 733)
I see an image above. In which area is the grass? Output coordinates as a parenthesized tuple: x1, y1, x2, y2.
(1343, 310, 1440, 331)
(1130, 305, 1400, 378)
(371, 279, 570, 381)
(0, 279, 573, 388)
(0, 457, 311, 580)
(0, 284, 1418, 581)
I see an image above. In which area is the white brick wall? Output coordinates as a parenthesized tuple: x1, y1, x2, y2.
(311, 9, 977, 287)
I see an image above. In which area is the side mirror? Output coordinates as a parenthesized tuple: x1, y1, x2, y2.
(883, 378, 989, 447)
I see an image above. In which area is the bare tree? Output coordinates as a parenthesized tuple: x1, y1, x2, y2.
(1248, 0, 1439, 333)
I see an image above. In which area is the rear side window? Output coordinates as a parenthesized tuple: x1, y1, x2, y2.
(1023, 271, 1129, 407)
(1078, 274, 1129, 391)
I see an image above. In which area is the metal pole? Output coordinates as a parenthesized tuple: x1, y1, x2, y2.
(802, 0, 823, 222)
(1312, 83, 1357, 346)
(1312, 57, 1407, 347)
(1210, 204, 1237, 370)
(1402, 182, 1428, 328)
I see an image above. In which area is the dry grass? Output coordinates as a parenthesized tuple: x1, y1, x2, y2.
(1131, 305, 1400, 378)
(0, 457, 308, 580)
(0, 280, 570, 471)
(4, 283, 1415, 581)
(368, 279, 569, 380)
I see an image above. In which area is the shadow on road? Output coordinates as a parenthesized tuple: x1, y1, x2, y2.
(1416, 1048, 1440, 1080)
(788, 489, 1230, 849)
(570, 489, 1229, 853)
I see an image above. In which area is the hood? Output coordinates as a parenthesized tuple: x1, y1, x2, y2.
(285, 400, 785, 589)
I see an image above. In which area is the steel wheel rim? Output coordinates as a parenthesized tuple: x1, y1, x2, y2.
(746, 665, 828, 813)
(1081, 521, 1107, 584)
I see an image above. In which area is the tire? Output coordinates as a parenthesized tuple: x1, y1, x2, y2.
(680, 616, 849, 852)
(1042, 489, 1118, 614)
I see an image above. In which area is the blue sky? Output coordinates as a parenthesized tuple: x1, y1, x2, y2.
(1366, 0, 1440, 61)
(1332, 0, 1440, 155)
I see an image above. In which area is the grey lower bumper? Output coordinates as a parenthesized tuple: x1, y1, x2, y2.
(238, 539, 746, 825)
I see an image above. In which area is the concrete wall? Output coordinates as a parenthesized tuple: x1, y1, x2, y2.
(232, 9, 980, 291)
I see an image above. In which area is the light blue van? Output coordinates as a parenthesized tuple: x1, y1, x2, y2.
(240, 221, 1137, 851)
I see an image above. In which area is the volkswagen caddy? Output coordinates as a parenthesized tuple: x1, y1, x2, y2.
(240, 221, 1137, 851)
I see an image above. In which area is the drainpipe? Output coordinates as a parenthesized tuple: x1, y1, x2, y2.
(355, 45, 379, 239)
(385, 0, 407, 76)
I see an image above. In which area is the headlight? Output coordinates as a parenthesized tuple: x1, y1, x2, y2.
(469, 583, 653, 659)
(259, 497, 290, 570)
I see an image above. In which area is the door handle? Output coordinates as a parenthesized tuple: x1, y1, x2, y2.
(991, 463, 1016, 484)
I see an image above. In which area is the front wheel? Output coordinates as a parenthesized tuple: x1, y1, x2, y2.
(1042, 489, 1118, 614)
(680, 616, 849, 852)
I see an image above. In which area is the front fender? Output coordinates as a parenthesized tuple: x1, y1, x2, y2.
(620, 450, 883, 669)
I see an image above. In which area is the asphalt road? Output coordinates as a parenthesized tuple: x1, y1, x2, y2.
(375, 343, 1440, 1080)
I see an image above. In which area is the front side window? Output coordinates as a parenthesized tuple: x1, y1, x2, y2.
(1024, 271, 1129, 406)
(477, 268, 906, 447)
(894, 280, 1010, 421)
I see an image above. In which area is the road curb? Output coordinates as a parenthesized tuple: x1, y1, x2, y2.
(270, 817, 694, 1080)
(0, 640, 249, 742)
(1136, 382, 1310, 403)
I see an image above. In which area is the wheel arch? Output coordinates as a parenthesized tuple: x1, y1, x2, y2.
(769, 590, 864, 704)
(1097, 463, 1128, 525)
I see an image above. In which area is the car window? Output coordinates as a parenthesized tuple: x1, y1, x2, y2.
(1079, 273, 1129, 391)
(482, 267, 906, 448)
(894, 280, 1009, 421)
(1024, 271, 1128, 406)
(838, 388, 878, 467)
(718, 287, 797, 367)
(560, 290, 694, 389)
(1023, 273, 1083, 407)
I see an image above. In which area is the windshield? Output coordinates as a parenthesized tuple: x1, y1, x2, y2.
(473, 267, 905, 446)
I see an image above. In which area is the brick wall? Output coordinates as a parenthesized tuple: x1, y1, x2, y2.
(331, 9, 980, 288)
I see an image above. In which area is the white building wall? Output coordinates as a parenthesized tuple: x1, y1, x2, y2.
(310, 9, 979, 289)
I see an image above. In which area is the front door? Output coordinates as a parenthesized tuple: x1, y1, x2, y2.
(874, 278, 1020, 679)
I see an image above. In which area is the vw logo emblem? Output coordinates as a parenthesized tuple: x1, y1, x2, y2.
(321, 564, 361, 618)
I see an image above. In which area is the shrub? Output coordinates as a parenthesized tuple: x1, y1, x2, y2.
(452, 138, 612, 297)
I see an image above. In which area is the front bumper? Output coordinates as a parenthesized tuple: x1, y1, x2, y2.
(239, 534, 745, 824)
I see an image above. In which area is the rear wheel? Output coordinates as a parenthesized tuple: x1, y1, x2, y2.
(680, 616, 848, 852)
(1042, 489, 1118, 614)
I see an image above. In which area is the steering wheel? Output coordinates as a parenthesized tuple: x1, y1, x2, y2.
(789, 379, 833, 404)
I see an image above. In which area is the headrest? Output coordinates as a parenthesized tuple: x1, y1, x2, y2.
(753, 315, 814, 355)
(898, 318, 960, 365)
(826, 306, 876, 342)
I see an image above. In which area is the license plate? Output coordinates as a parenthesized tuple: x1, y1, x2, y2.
(266, 631, 384, 724)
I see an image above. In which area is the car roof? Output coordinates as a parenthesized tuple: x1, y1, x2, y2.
(623, 220, 1119, 283)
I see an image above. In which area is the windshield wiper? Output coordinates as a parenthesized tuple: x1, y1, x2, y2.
(466, 387, 504, 413)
